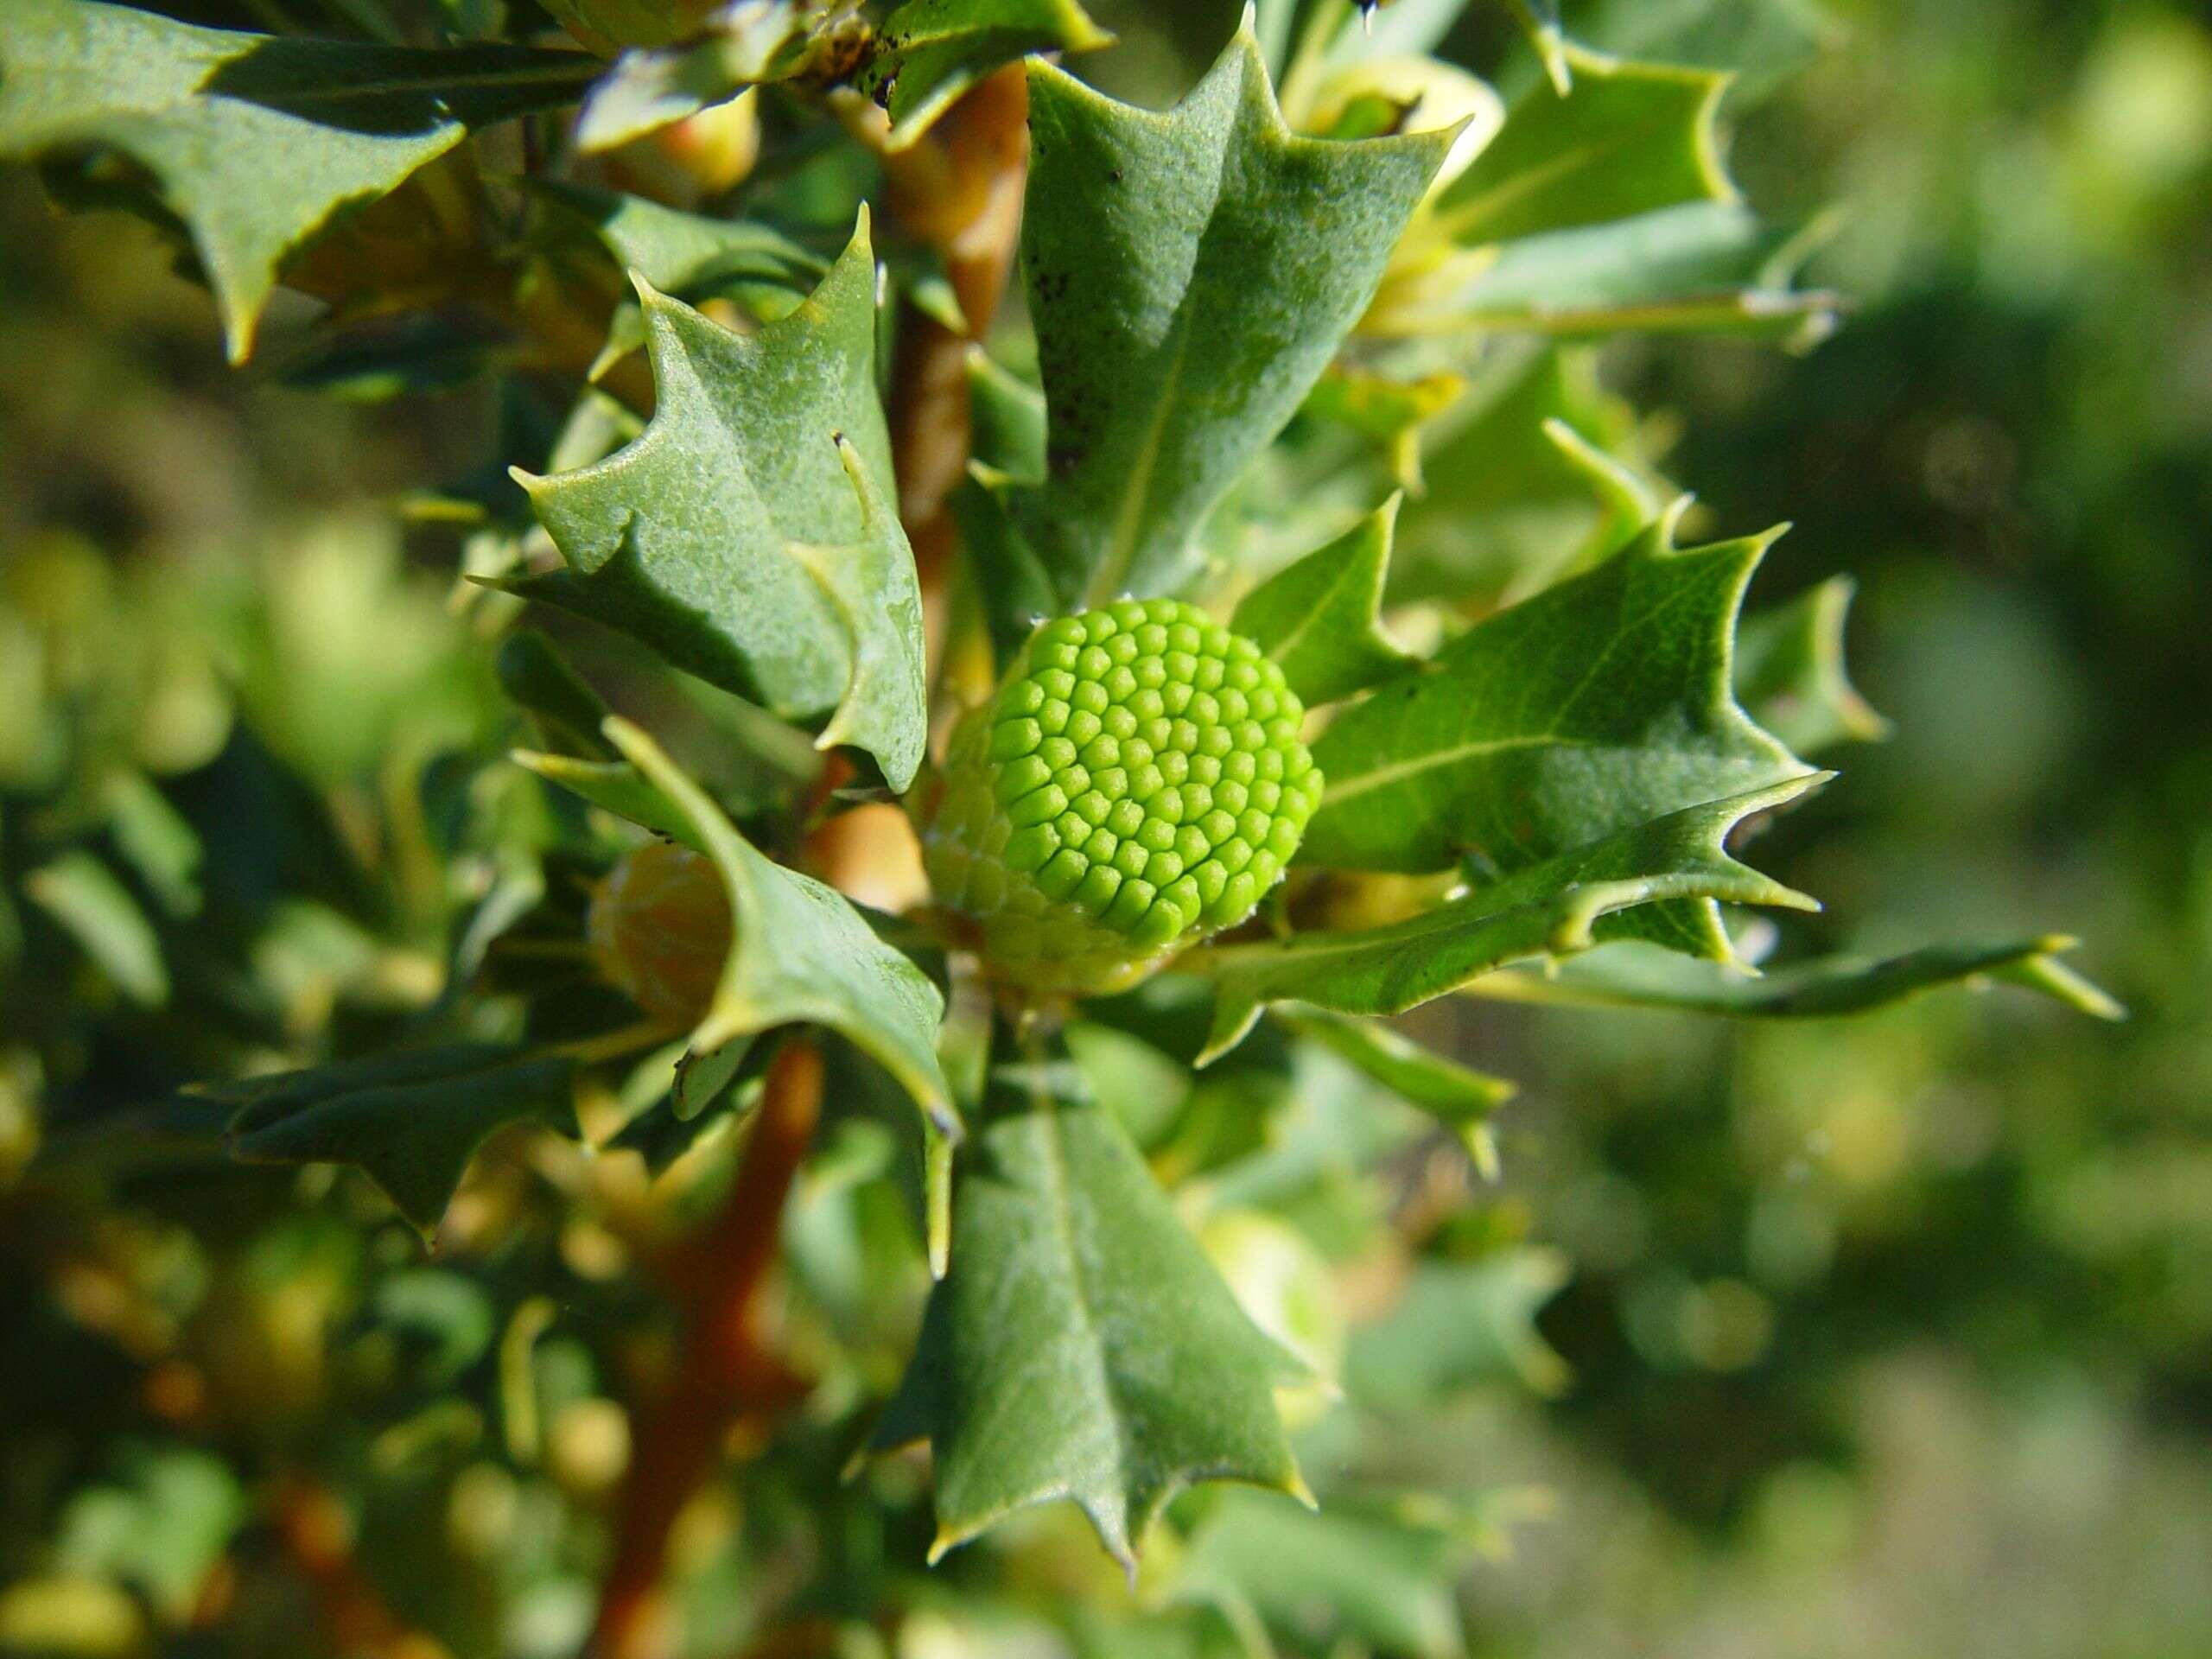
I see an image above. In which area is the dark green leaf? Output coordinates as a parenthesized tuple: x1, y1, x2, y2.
(0, 0, 596, 359)
(872, 1058, 1307, 1570)
(1304, 505, 1810, 875)
(212, 1044, 582, 1236)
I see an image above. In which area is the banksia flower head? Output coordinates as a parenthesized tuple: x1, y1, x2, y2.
(918, 600, 1320, 995)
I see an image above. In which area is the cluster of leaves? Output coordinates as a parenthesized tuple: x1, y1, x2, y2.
(0, 0, 2132, 1655)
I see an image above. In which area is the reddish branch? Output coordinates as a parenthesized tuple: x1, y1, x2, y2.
(588, 1040, 823, 1659)
(273, 1479, 449, 1659)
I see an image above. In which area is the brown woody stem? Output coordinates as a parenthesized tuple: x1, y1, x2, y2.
(587, 1040, 823, 1659)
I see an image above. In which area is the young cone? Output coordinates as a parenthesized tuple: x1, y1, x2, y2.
(918, 600, 1319, 994)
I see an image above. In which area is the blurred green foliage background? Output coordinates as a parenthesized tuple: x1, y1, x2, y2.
(3, 0, 2208, 1654)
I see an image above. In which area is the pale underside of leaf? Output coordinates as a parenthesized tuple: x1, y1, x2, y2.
(1463, 935, 2122, 1020)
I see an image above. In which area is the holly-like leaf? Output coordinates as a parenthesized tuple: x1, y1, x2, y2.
(1733, 575, 1891, 754)
(510, 215, 928, 791)
(1463, 936, 2123, 1020)
(604, 719, 957, 1257)
(855, 0, 1112, 150)
(1344, 1249, 1572, 1408)
(1433, 43, 1730, 246)
(0, 0, 596, 360)
(1276, 1007, 1514, 1173)
(1011, 21, 1452, 606)
(1383, 201, 1844, 345)
(202, 1045, 581, 1236)
(1302, 505, 1810, 874)
(1191, 778, 1823, 1062)
(1230, 496, 1418, 707)
(872, 1058, 1308, 1571)
(1366, 43, 1835, 345)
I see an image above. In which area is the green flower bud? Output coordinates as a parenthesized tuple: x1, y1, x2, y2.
(918, 599, 1320, 994)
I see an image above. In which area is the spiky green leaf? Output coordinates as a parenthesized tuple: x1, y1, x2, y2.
(204, 1045, 581, 1236)
(510, 217, 927, 791)
(1302, 507, 1810, 875)
(1011, 22, 1451, 606)
(873, 1058, 1306, 1570)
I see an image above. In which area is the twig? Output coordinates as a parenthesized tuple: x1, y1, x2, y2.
(273, 1478, 450, 1659)
(588, 1040, 823, 1659)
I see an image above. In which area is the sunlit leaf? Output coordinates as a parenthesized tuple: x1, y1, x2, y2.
(1302, 505, 1810, 876)
(509, 214, 928, 791)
